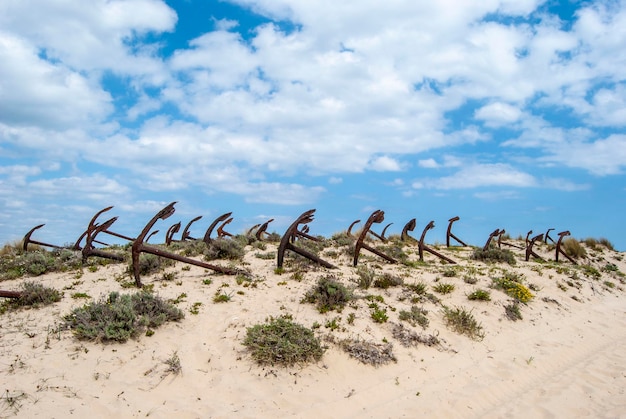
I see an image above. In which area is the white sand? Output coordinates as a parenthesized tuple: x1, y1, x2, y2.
(1, 241, 625, 418)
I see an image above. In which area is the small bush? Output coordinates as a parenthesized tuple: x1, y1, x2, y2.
(442, 306, 485, 340)
(492, 278, 534, 303)
(370, 305, 388, 323)
(243, 316, 324, 366)
(562, 238, 586, 259)
(581, 264, 601, 279)
(303, 276, 352, 313)
(405, 282, 427, 295)
(331, 232, 355, 247)
(391, 323, 439, 347)
(339, 339, 396, 366)
(2, 282, 62, 311)
(398, 306, 429, 328)
(598, 238, 615, 251)
(467, 289, 491, 301)
(471, 248, 516, 265)
(204, 238, 245, 261)
(504, 302, 523, 321)
(373, 272, 404, 289)
(354, 266, 375, 289)
(433, 283, 455, 294)
(64, 291, 184, 342)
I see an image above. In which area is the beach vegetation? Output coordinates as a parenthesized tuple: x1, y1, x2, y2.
(467, 289, 491, 301)
(373, 272, 404, 289)
(391, 323, 439, 347)
(204, 238, 245, 261)
(471, 248, 516, 265)
(562, 238, 586, 259)
(492, 277, 534, 303)
(339, 338, 396, 366)
(442, 306, 485, 340)
(302, 276, 352, 313)
(243, 316, 324, 366)
(433, 282, 455, 294)
(64, 291, 183, 342)
(398, 305, 429, 328)
(504, 302, 523, 321)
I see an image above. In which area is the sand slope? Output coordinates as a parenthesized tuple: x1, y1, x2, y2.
(1, 240, 625, 418)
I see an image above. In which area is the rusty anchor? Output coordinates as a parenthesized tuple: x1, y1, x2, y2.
(132, 202, 239, 287)
(497, 229, 524, 250)
(544, 228, 555, 244)
(401, 218, 417, 242)
(81, 216, 126, 262)
(555, 231, 577, 264)
(165, 222, 181, 245)
(277, 209, 336, 269)
(0, 289, 22, 299)
(146, 230, 159, 243)
(418, 221, 456, 264)
(73, 206, 135, 251)
(217, 217, 234, 238)
(353, 210, 397, 267)
(181, 216, 203, 241)
(525, 232, 544, 261)
(203, 212, 232, 244)
(22, 224, 65, 251)
(483, 229, 501, 251)
(254, 218, 274, 241)
(446, 216, 468, 247)
(347, 220, 361, 237)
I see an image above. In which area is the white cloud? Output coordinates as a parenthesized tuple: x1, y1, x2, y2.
(368, 156, 403, 172)
(475, 102, 523, 126)
(412, 163, 537, 189)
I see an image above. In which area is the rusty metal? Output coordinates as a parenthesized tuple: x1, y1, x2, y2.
(0, 290, 22, 299)
(181, 216, 203, 241)
(73, 206, 134, 250)
(525, 233, 544, 261)
(353, 210, 397, 266)
(146, 230, 159, 243)
(544, 228, 555, 244)
(381, 223, 393, 241)
(418, 221, 456, 264)
(247, 224, 261, 237)
(401, 218, 417, 242)
(347, 220, 361, 236)
(204, 212, 232, 244)
(217, 217, 234, 238)
(165, 222, 181, 245)
(254, 219, 274, 241)
(132, 202, 239, 287)
(483, 229, 501, 251)
(446, 216, 467, 247)
(22, 224, 64, 251)
(497, 229, 524, 250)
(81, 217, 126, 262)
(277, 209, 336, 269)
(555, 231, 577, 264)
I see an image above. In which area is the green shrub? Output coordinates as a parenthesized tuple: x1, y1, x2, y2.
(373, 272, 404, 289)
(204, 238, 245, 261)
(442, 306, 485, 341)
(433, 283, 455, 294)
(504, 302, 522, 321)
(243, 316, 324, 366)
(471, 248, 516, 265)
(562, 238, 586, 259)
(354, 266, 375, 289)
(492, 278, 534, 303)
(64, 291, 183, 342)
(1, 282, 63, 312)
(370, 305, 388, 323)
(467, 289, 491, 301)
(398, 306, 429, 328)
(303, 276, 352, 313)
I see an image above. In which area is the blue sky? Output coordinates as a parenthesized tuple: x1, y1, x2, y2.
(1, 0, 625, 251)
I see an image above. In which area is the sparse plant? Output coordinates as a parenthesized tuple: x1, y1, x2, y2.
(71, 292, 91, 300)
(243, 316, 324, 366)
(204, 238, 245, 261)
(303, 276, 352, 313)
(190, 302, 202, 314)
(354, 266, 376, 289)
(163, 351, 182, 376)
(2, 282, 63, 311)
(467, 289, 491, 301)
(405, 282, 427, 295)
(325, 317, 341, 331)
(370, 304, 388, 323)
(562, 238, 586, 259)
(391, 323, 439, 347)
(64, 291, 183, 342)
(471, 248, 516, 265)
(504, 302, 523, 321)
(373, 272, 404, 289)
(339, 338, 396, 366)
(433, 283, 455, 294)
(213, 292, 232, 303)
(581, 264, 601, 279)
(492, 278, 534, 303)
(442, 306, 485, 340)
(398, 306, 429, 329)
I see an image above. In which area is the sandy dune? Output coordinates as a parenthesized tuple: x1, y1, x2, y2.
(1, 240, 625, 418)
